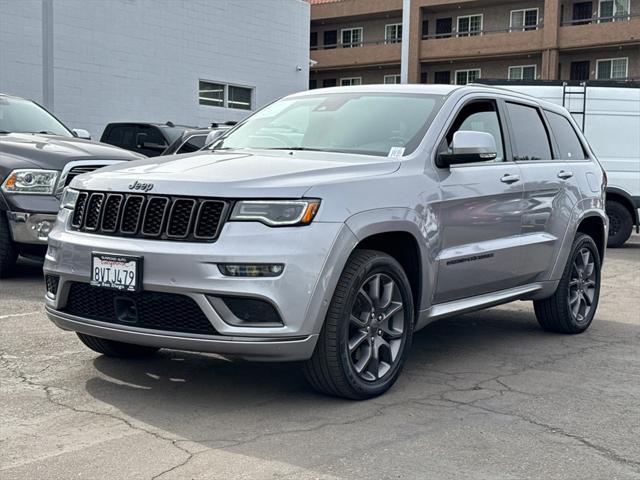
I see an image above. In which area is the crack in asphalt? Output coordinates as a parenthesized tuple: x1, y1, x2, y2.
(2, 329, 639, 479)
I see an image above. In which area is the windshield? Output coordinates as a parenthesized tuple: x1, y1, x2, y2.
(0, 96, 72, 136)
(213, 92, 444, 157)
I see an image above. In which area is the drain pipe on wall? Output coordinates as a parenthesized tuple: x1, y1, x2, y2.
(400, 0, 411, 84)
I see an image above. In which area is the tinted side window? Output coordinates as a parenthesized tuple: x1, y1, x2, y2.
(546, 111, 586, 160)
(506, 103, 552, 161)
(106, 126, 136, 149)
(177, 134, 207, 154)
(139, 126, 166, 146)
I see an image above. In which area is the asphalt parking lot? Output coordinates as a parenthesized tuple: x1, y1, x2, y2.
(1, 236, 639, 480)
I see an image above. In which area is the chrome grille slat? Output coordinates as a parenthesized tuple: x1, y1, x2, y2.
(141, 197, 169, 236)
(69, 191, 227, 243)
(120, 195, 145, 234)
(167, 199, 196, 238)
(101, 194, 124, 232)
(84, 193, 105, 231)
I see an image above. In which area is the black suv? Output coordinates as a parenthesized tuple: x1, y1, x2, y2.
(0, 93, 142, 277)
(100, 122, 194, 157)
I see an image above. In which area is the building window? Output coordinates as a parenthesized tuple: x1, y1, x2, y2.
(572, 2, 593, 25)
(341, 27, 363, 48)
(420, 72, 428, 84)
(384, 74, 401, 84)
(434, 71, 451, 84)
(309, 79, 318, 90)
(596, 57, 628, 79)
(323, 78, 337, 88)
(385, 23, 402, 44)
(435, 18, 453, 38)
(455, 69, 480, 85)
(198, 81, 224, 107)
(570, 61, 590, 80)
(457, 15, 483, 37)
(508, 65, 537, 80)
(598, 0, 629, 21)
(324, 30, 337, 49)
(421, 19, 429, 39)
(510, 8, 539, 31)
(199, 81, 253, 110)
(340, 77, 362, 86)
(310, 32, 318, 50)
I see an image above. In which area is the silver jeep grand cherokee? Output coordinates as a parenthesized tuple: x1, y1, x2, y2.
(44, 85, 607, 399)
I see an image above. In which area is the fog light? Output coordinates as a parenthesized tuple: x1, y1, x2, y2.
(218, 263, 284, 277)
(34, 220, 52, 241)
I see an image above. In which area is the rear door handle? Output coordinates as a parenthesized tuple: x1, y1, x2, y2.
(500, 173, 520, 184)
(558, 170, 574, 179)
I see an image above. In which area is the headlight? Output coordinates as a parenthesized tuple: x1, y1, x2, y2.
(60, 187, 80, 210)
(229, 199, 320, 226)
(1, 169, 59, 194)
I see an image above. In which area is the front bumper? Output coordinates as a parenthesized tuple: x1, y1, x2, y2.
(44, 209, 357, 361)
(7, 211, 57, 245)
(46, 307, 318, 361)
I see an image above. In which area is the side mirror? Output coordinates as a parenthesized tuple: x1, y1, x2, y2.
(436, 131, 497, 168)
(72, 128, 91, 140)
(136, 132, 148, 149)
(204, 130, 225, 148)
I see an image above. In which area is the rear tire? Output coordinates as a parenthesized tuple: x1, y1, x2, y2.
(534, 233, 601, 334)
(606, 200, 633, 248)
(76, 333, 160, 357)
(0, 212, 18, 278)
(304, 249, 414, 399)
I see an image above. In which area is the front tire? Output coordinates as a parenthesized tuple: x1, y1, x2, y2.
(0, 212, 18, 278)
(606, 200, 633, 248)
(304, 249, 414, 399)
(534, 234, 601, 334)
(77, 333, 160, 357)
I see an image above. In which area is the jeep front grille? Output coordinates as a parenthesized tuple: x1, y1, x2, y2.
(70, 191, 229, 242)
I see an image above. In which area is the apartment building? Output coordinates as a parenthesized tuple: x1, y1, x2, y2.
(309, 0, 639, 86)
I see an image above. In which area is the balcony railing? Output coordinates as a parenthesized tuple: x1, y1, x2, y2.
(421, 22, 544, 40)
(311, 38, 401, 51)
(560, 13, 637, 26)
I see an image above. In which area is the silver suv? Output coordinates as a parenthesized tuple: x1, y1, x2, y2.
(44, 85, 607, 399)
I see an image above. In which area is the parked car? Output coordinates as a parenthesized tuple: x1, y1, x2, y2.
(161, 124, 233, 156)
(0, 93, 143, 277)
(44, 85, 607, 399)
(476, 79, 639, 247)
(100, 122, 195, 157)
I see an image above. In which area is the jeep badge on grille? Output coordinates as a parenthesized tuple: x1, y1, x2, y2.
(128, 180, 154, 192)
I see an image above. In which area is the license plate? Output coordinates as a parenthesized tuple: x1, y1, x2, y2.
(91, 253, 141, 292)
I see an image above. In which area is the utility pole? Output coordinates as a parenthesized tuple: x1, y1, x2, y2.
(400, 0, 411, 83)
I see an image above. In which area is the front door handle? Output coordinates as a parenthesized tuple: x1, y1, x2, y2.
(500, 173, 520, 184)
(558, 170, 574, 180)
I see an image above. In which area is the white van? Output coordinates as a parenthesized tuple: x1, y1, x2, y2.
(476, 80, 640, 247)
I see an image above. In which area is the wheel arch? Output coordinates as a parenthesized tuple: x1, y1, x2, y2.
(576, 213, 607, 261)
(345, 209, 434, 314)
(606, 187, 639, 227)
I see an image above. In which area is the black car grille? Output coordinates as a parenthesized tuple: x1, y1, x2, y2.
(64, 165, 108, 187)
(63, 282, 218, 335)
(70, 191, 229, 242)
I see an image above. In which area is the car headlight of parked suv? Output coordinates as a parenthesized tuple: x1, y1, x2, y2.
(230, 199, 321, 226)
(59, 187, 80, 210)
(1, 169, 59, 194)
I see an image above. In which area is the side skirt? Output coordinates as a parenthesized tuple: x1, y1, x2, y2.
(414, 281, 559, 331)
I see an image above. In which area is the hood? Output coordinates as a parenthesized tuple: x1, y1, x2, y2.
(71, 149, 401, 198)
(0, 133, 143, 172)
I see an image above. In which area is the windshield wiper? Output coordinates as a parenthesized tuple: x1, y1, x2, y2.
(264, 147, 324, 152)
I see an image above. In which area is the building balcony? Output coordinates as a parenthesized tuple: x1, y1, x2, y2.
(311, 0, 402, 21)
(310, 41, 402, 71)
(558, 15, 640, 49)
(419, 28, 544, 62)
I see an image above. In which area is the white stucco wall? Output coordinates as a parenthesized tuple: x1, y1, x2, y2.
(0, 0, 310, 138)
